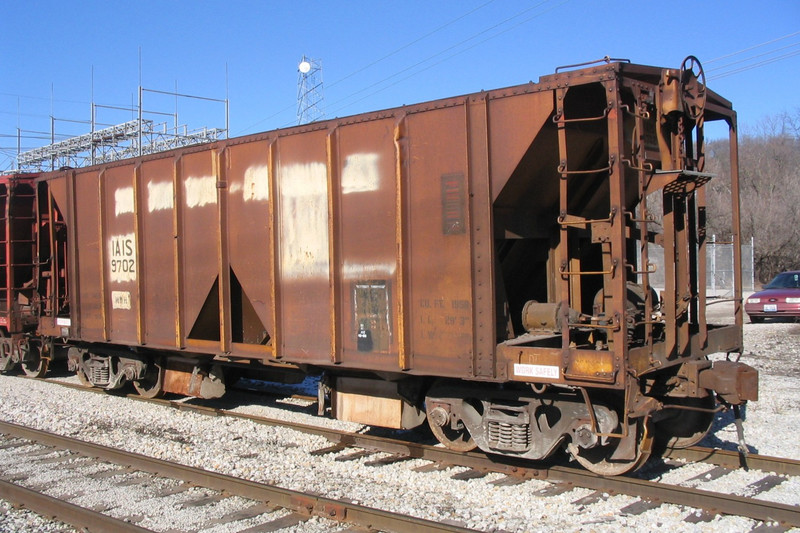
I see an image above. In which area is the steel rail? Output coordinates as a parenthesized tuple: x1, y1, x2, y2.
(161, 392, 800, 526)
(663, 445, 800, 476)
(33, 377, 800, 526)
(0, 420, 477, 533)
(0, 478, 154, 533)
(41, 379, 547, 478)
(475, 447, 800, 527)
(44, 377, 800, 469)
(545, 465, 800, 526)
(143, 387, 800, 480)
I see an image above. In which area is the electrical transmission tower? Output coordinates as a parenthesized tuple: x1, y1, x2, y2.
(297, 56, 325, 124)
(14, 87, 227, 172)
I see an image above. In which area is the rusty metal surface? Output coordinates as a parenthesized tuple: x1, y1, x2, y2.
(0, 176, 39, 331)
(35, 378, 800, 521)
(0, 477, 154, 533)
(24, 376, 800, 528)
(27, 59, 747, 407)
(0, 420, 477, 533)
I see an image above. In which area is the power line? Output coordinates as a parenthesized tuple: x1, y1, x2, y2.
(709, 49, 800, 80)
(323, 0, 568, 121)
(0, 91, 90, 106)
(326, 0, 498, 92)
(707, 40, 800, 73)
(235, 0, 511, 135)
(704, 31, 800, 81)
(706, 30, 800, 64)
(271, 0, 566, 129)
(0, 91, 133, 112)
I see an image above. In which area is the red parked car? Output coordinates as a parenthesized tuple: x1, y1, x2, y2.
(745, 270, 800, 322)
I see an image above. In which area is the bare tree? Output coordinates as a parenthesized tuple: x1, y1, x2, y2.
(704, 110, 800, 283)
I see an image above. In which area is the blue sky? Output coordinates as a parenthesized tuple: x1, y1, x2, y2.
(1, 1, 798, 170)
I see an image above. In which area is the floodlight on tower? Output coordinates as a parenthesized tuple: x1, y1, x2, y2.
(297, 56, 325, 124)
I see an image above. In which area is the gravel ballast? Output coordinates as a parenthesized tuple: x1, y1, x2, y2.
(0, 305, 798, 532)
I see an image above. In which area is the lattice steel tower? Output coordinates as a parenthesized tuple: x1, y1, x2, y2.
(297, 56, 325, 124)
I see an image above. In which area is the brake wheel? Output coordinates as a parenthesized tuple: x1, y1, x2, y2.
(680, 55, 706, 120)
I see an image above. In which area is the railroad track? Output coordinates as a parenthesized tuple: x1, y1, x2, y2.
(13, 374, 800, 529)
(47, 376, 800, 476)
(0, 420, 477, 533)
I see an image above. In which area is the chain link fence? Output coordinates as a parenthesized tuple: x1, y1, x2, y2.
(644, 236, 755, 297)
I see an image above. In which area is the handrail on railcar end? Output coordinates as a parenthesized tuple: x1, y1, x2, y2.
(555, 56, 631, 73)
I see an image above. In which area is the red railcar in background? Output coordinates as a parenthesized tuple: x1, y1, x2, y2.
(0, 174, 60, 377)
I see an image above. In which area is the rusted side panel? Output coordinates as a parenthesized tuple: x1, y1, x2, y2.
(333, 118, 400, 370)
(102, 164, 138, 343)
(24, 64, 747, 396)
(488, 90, 555, 202)
(225, 140, 274, 355)
(178, 150, 220, 348)
(73, 170, 104, 340)
(274, 130, 332, 362)
(405, 105, 474, 376)
(139, 157, 179, 347)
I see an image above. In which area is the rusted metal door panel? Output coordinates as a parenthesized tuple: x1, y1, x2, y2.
(405, 106, 473, 376)
(334, 118, 400, 370)
(139, 157, 180, 347)
(73, 170, 104, 340)
(487, 90, 554, 201)
(274, 130, 332, 363)
(178, 150, 221, 347)
(225, 140, 274, 353)
(102, 164, 139, 344)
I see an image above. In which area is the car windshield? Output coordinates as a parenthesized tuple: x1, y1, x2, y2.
(765, 272, 800, 289)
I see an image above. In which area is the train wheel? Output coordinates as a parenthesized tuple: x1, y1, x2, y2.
(21, 344, 48, 378)
(571, 417, 653, 476)
(426, 402, 477, 452)
(133, 359, 164, 399)
(655, 396, 716, 450)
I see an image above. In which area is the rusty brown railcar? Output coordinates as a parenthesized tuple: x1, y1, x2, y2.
(30, 57, 756, 474)
(0, 173, 55, 378)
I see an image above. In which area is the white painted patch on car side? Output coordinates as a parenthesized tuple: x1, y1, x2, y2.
(147, 181, 174, 212)
(184, 175, 217, 208)
(243, 164, 269, 201)
(278, 162, 329, 280)
(342, 153, 380, 194)
(115, 187, 135, 216)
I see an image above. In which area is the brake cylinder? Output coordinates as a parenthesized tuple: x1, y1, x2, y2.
(521, 301, 580, 333)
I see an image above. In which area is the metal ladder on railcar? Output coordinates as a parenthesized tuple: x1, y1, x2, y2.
(552, 67, 713, 366)
(552, 85, 627, 371)
(0, 184, 40, 332)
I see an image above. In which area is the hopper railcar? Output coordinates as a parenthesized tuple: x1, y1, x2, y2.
(7, 57, 758, 475)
